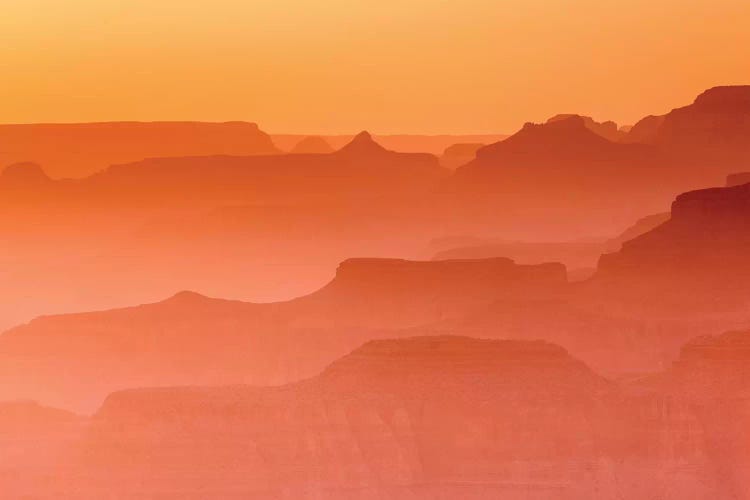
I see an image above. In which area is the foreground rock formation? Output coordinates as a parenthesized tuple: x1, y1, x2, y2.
(4, 332, 750, 499)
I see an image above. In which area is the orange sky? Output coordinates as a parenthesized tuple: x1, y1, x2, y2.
(2, 0, 749, 134)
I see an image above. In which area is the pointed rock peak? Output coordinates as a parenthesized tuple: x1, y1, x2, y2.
(336, 130, 387, 155)
(353, 130, 373, 142)
(1, 162, 51, 185)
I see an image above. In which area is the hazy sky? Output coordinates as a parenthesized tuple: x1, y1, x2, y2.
(2, 0, 749, 134)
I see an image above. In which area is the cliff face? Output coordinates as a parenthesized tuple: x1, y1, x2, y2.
(595, 182, 750, 306)
(59, 332, 750, 499)
(623, 87, 750, 173)
(81, 336, 625, 499)
(655, 86, 750, 151)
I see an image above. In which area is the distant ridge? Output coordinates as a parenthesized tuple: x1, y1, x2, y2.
(0, 121, 280, 178)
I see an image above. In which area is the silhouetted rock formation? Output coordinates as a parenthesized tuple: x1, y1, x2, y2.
(625, 86, 750, 163)
(594, 182, 750, 309)
(546, 113, 625, 141)
(0, 258, 566, 412)
(448, 115, 674, 237)
(0, 121, 280, 178)
(654, 86, 750, 154)
(271, 134, 508, 155)
(289, 136, 334, 154)
(0, 132, 449, 335)
(334, 130, 388, 155)
(474, 115, 633, 161)
(0, 132, 445, 211)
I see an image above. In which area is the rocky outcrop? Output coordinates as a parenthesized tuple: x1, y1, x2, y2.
(654, 86, 750, 152)
(472, 115, 636, 161)
(546, 113, 625, 141)
(447, 115, 676, 237)
(623, 86, 750, 162)
(594, 182, 750, 309)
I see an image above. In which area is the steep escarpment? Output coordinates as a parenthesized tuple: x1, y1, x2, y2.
(655, 86, 750, 152)
(594, 182, 750, 309)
